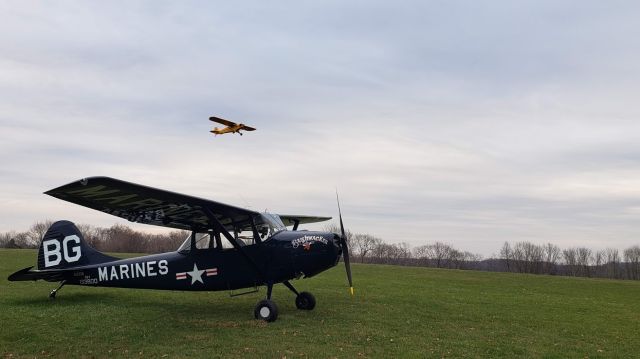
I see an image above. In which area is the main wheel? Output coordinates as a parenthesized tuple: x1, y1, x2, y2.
(254, 299, 278, 322)
(295, 291, 316, 310)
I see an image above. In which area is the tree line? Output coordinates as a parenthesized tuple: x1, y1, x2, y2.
(495, 241, 640, 280)
(330, 224, 640, 280)
(0, 220, 187, 254)
(2, 220, 640, 281)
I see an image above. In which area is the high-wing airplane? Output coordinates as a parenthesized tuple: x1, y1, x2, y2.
(8, 177, 353, 322)
(209, 116, 256, 136)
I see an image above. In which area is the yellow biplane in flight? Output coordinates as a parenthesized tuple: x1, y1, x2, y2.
(209, 116, 256, 136)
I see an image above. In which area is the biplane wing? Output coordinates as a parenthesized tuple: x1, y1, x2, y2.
(209, 116, 237, 127)
(45, 177, 260, 232)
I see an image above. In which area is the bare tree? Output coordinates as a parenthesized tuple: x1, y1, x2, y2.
(26, 220, 54, 247)
(511, 242, 526, 273)
(623, 246, 640, 280)
(413, 244, 430, 265)
(352, 234, 381, 263)
(371, 241, 391, 263)
(543, 243, 561, 274)
(593, 250, 605, 277)
(0, 231, 13, 247)
(562, 248, 579, 276)
(511, 242, 544, 274)
(395, 242, 412, 264)
(576, 247, 593, 277)
(430, 242, 451, 268)
(605, 248, 621, 279)
(500, 242, 512, 272)
(75, 223, 98, 248)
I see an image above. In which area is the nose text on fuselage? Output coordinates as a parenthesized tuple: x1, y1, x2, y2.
(292, 235, 328, 248)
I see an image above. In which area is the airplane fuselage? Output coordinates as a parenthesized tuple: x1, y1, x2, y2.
(44, 231, 341, 291)
(211, 124, 248, 135)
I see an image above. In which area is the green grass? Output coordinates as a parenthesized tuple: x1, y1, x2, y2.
(1, 249, 639, 358)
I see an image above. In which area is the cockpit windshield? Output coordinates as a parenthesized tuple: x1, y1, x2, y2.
(260, 213, 286, 236)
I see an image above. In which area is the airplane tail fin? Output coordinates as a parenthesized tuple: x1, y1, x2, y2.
(8, 220, 117, 282)
(36, 220, 117, 270)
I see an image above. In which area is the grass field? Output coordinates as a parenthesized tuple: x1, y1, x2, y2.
(1, 249, 639, 358)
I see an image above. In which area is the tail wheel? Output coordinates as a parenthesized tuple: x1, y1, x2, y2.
(295, 291, 316, 310)
(254, 299, 278, 322)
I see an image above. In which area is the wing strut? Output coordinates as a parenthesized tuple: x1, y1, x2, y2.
(202, 207, 265, 281)
(250, 217, 262, 244)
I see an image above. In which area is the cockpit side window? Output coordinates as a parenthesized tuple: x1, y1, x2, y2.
(177, 229, 260, 253)
(177, 232, 213, 253)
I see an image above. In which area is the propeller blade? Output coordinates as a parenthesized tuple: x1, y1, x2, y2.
(341, 235, 354, 295)
(336, 191, 354, 296)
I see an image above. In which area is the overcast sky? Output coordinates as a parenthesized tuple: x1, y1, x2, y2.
(1, 1, 640, 256)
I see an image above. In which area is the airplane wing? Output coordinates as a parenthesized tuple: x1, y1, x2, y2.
(209, 116, 237, 126)
(45, 177, 260, 232)
(279, 215, 332, 227)
(241, 126, 256, 131)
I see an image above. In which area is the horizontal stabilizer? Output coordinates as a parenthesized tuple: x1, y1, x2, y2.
(279, 215, 332, 227)
(8, 266, 66, 282)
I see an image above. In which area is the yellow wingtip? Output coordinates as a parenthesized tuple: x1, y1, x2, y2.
(350, 287, 354, 296)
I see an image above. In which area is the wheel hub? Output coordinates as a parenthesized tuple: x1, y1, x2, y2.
(259, 307, 270, 318)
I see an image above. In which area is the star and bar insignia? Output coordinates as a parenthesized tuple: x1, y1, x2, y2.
(176, 263, 218, 284)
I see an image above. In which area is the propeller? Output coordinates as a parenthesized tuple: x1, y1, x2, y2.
(336, 191, 354, 296)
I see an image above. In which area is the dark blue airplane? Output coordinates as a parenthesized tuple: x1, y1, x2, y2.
(8, 177, 353, 322)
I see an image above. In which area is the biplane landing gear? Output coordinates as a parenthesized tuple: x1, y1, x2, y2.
(49, 280, 66, 299)
(284, 281, 316, 311)
(255, 283, 278, 322)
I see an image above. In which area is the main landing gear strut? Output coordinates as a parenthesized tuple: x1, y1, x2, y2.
(253, 281, 316, 322)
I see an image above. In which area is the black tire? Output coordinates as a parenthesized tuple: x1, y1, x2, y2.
(254, 299, 278, 322)
(295, 291, 316, 310)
